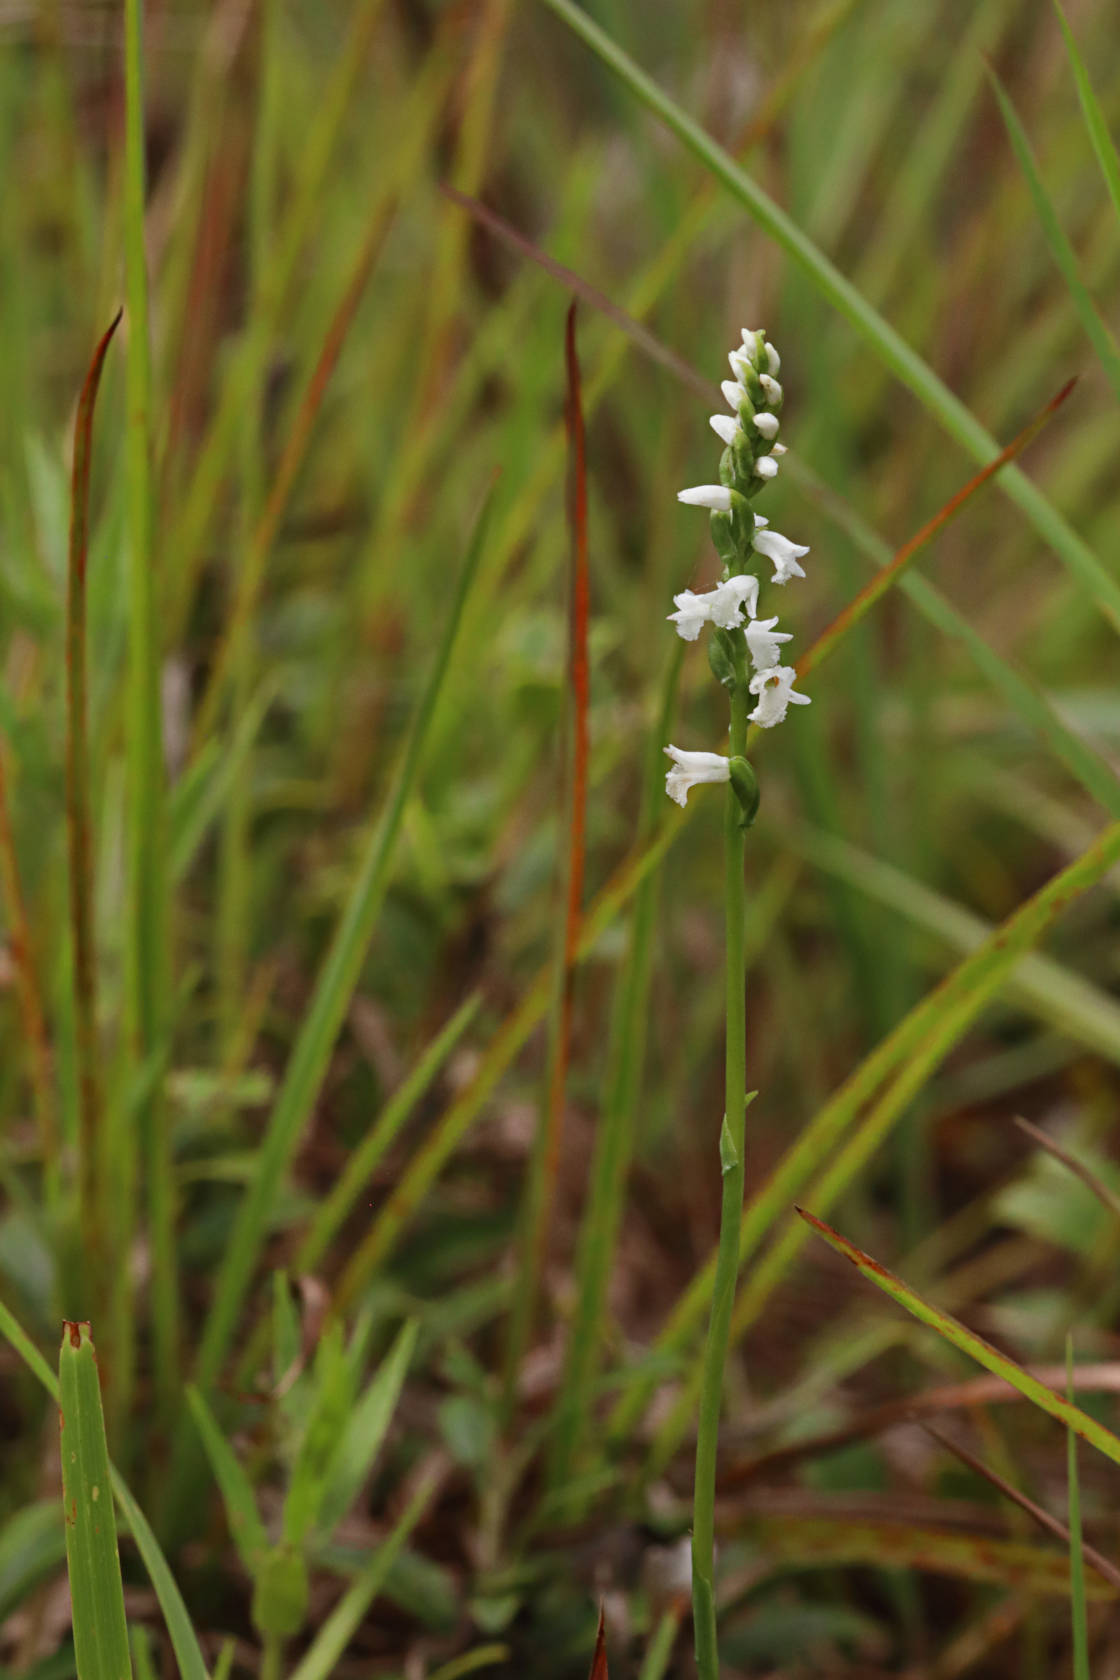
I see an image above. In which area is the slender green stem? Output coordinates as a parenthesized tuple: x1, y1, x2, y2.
(691, 678, 749, 1680)
(261, 1635, 284, 1680)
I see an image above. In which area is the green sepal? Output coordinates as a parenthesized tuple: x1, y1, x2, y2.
(707, 628, 738, 692)
(710, 509, 737, 568)
(719, 1116, 738, 1175)
(729, 755, 760, 830)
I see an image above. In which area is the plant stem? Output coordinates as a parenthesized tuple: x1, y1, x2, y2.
(691, 677, 749, 1680)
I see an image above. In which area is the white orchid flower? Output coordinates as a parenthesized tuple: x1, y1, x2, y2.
(752, 526, 809, 584)
(748, 665, 811, 727)
(753, 411, 779, 440)
(678, 484, 733, 511)
(759, 374, 782, 405)
(667, 574, 759, 641)
(709, 413, 740, 448)
(744, 615, 792, 671)
(720, 378, 743, 412)
(764, 341, 781, 375)
(754, 455, 779, 481)
(664, 745, 731, 806)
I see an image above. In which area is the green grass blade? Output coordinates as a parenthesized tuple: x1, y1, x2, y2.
(59, 1323, 133, 1680)
(196, 485, 496, 1391)
(123, 0, 176, 1418)
(987, 68, 1120, 402)
(107, 1469, 210, 1680)
(185, 1387, 267, 1574)
(536, 0, 1120, 631)
(799, 1210, 1120, 1471)
(1054, 1, 1120, 230)
(295, 999, 480, 1278)
(1067, 1335, 1090, 1680)
(286, 1461, 442, 1680)
(317, 1320, 418, 1538)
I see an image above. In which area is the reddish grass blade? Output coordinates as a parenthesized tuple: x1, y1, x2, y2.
(193, 200, 398, 745)
(0, 741, 57, 1210)
(505, 304, 592, 1401)
(1013, 1114, 1120, 1221)
(67, 310, 122, 1287)
(588, 1606, 608, 1680)
(797, 377, 1077, 682)
(798, 1208, 1120, 1470)
(922, 1423, 1120, 1592)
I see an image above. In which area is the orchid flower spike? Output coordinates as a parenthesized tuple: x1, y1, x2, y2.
(664, 745, 731, 807)
(748, 665, 811, 728)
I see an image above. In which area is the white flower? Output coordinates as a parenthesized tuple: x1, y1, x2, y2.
(666, 590, 710, 641)
(770, 442, 788, 456)
(664, 745, 730, 806)
(765, 341, 781, 375)
(755, 455, 779, 481)
(667, 574, 759, 641)
(728, 349, 752, 383)
(744, 615, 792, 670)
(740, 326, 761, 346)
(759, 374, 782, 405)
(754, 512, 769, 529)
(752, 526, 809, 583)
(753, 411, 779, 440)
(709, 413, 739, 448)
(708, 573, 759, 627)
(720, 378, 743, 412)
(748, 666, 811, 728)
(678, 484, 732, 511)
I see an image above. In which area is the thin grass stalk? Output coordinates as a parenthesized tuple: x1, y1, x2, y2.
(690, 680, 749, 1680)
(1054, 2, 1120, 229)
(536, 0, 1120, 632)
(0, 739, 58, 1219)
(65, 312, 120, 1313)
(217, 0, 279, 1046)
(123, 0, 176, 1417)
(504, 305, 591, 1412)
(195, 485, 496, 1397)
(1067, 1336, 1091, 1680)
(548, 642, 682, 1491)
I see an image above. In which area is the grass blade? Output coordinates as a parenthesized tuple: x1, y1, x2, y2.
(66, 312, 120, 1307)
(0, 1305, 209, 1680)
(123, 0, 176, 1417)
(286, 1460, 443, 1680)
(798, 1209, 1120, 1471)
(505, 304, 592, 1404)
(59, 1323, 133, 1680)
(197, 484, 496, 1391)
(987, 67, 1120, 402)
(536, 0, 1120, 631)
(185, 1387, 267, 1574)
(1054, 2, 1120, 232)
(1067, 1336, 1091, 1680)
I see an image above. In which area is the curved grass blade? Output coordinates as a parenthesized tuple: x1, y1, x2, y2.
(1054, 1, 1120, 229)
(66, 311, 120, 1300)
(197, 484, 497, 1391)
(536, 0, 1120, 631)
(59, 1323, 133, 1680)
(987, 67, 1120, 402)
(317, 1319, 418, 1538)
(1067, 1337, 1091, 1680)
(798, 1209, 1120, 1470)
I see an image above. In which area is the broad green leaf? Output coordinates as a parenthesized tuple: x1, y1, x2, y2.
(799, 1210, 1120, 1471)
(59, 1323, 133, 1680)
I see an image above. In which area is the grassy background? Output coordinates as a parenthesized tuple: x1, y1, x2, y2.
(2, 0, 1120, 1675)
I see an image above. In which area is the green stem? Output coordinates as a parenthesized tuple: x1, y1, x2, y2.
(691, 678, 749, 1680)
(261, 1634, 284, 1680)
